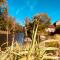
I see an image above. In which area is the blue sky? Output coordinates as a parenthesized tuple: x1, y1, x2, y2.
(8, 0, 60, 26)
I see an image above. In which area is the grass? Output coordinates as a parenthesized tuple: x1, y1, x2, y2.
(0, 25, 60, 60)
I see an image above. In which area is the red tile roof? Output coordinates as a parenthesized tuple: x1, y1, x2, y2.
(49, 25, 55, 28)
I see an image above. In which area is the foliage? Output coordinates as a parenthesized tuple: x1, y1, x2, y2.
(0, 1, 60, 60)
(0, 0, 23, 33)
(15, 23, 23, 32)
(0, 26, 60, 60)
(25, 14, 51, 38)
(33, 14, 51, 30)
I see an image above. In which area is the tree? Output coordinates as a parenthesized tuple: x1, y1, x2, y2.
(0, 0, 8, 30)
(25, 17, 32, 37)
(33, 14, 50, 33)
(34, 14, 50, 27)
(15, 23, 23, 32)
(0, 0, 8, 20)
(25, 14, 51, 39)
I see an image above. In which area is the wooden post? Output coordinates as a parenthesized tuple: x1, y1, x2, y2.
(6, 25, 8, 47)
(6, 17, 9, 47)
(11, 20, 16, 50)
(11, 30, 14, 50)
(12, 28, 15, 45)
(25, 27, 27, 37)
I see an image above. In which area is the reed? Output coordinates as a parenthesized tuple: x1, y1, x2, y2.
(0, 26, 60, 60)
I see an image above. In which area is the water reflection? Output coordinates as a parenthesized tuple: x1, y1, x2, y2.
(15, 32, 24, 43)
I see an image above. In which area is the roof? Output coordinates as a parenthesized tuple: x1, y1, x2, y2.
(49, 25, 55, 28)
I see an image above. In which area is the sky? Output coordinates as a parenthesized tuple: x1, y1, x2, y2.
(7, 0, 60, 26)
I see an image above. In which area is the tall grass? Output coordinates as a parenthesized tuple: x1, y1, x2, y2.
(0, 25, 60, 60)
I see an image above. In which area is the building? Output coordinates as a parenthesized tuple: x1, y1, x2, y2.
(56, 20, 60, 25)
(45, 25, 55, 33)
(53, 20, 60, 34)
